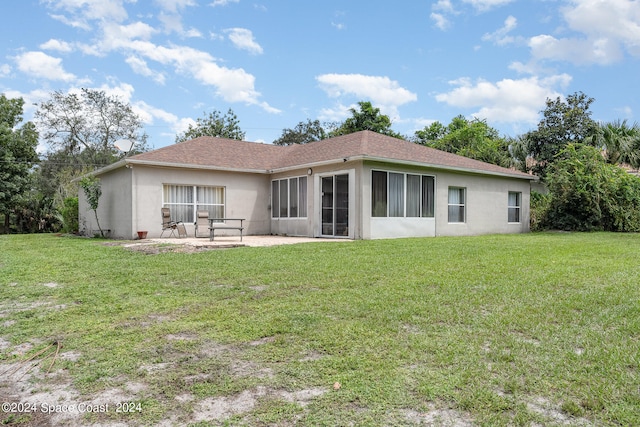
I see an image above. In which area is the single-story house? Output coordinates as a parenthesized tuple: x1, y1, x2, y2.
(78, 130, 537, 240)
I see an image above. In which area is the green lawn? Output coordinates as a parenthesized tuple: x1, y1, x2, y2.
(1, 233, 638, 426)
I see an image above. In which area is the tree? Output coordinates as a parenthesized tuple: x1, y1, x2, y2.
(328, 101, 404, 139)
(35, 88, 148, 166)
(273, 119, 328, 145)
(587, 119, 640, 169)
(80, 176, 104, 237)
(0, 95, 39, 233)
(413, 115, 514, 168)
(176, 109, 245, 143)
(33, 89, 148, 233)
(520, 91, 599, 178)
(413, 121, 447, 145)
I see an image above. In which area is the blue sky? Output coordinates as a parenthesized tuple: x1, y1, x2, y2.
(1, 0, 639, 151)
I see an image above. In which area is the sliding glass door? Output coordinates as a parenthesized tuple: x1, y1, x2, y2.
(321, 174, 349, 237)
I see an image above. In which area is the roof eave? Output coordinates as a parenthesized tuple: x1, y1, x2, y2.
(271, 155, 538, 181)
(364, 155, 538, 180)
(124, 159, 269, 174)
(72, 159, 127, 181)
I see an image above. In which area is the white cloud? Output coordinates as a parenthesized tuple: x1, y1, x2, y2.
(121, 41, 278, 111)
(564, 0, 640, 56)
(316, 73, 417, 117)
(435, 74, 572, 125)
(225, 28, 264, 55)
(40, 39, 74, 53)
(153, 0, 201, 37)
(482, 15, 519, 46)
(125, 56, 166, 84)
(132, 99, 177, 124)
(210, 0, 239, 6)
(92, 82, 136, 104)
(430, 13, 451, 31)
(40, 0, 278, 114)
(14, 51, 77, 82)
(318, 103, 354, 123)
(524, 0, 640, 66)
(462, 0, 514, 12)
(0, 64, 11, 77)
(433, 0, 455, 13)
(431, 0, 511, 29)
(528, 34, 623, 65)
(331, 22, 346, 31)
(157, 12, 203, 37)
(154, 0, 196, 13)
(44, 0, 129, 26)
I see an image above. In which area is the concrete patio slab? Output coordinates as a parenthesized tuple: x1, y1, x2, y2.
(143, 235, 352, 248)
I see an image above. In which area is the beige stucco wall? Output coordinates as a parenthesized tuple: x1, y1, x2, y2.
(434, 171, 531, 236)
(80, 164, 271, 239)
(134, 165, 271, 238)
(78, 167, 133, 239)
(80, 160, 531, 241)
(270, 161, 363, 239)
(361, 161, 531, 239)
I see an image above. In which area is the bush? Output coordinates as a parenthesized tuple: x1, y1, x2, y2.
(60, 197, 79, 233)
(530, 191, 550, 231)
(541, 144, 640, 231)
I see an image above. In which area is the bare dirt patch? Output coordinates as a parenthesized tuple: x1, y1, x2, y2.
(193, 385, 327, 423)
(526, 396, 593, 426)
(402, 406, 475, 426)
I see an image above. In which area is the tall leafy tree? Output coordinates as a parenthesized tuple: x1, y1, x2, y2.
(520, 91, 599, 178)
(33, 89, 148, 233)
(273, 119, 328, 145)
(35, 88, 148, 166)
(0, 95, 39, 233)
(413, 115, 514, 168)
(175, 109, 245, 143)
(329, 101, 404, 139)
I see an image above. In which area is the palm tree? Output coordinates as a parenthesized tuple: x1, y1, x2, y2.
(589, 119, 640, 169)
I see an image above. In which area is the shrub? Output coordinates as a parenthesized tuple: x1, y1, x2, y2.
(529, 191, 550, 231)
(60, 197, 79, 233)
(542, 144, 640, 231)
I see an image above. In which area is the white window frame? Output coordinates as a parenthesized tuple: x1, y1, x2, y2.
(271, 176, 308, 219)
(163, 184, 225, 223)
(508, 191, 521, 223)
(371, 170, 435, 218)
(448, 187, 466, 223)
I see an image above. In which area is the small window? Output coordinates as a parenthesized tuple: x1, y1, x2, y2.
(448, 187, 466, 223)
(508, 192, 521, 223)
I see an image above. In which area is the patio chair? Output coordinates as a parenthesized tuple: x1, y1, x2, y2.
(194, 210, 210, 238)
(161, 207, 184, 238)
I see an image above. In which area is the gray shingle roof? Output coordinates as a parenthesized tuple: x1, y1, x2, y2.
(127, 130, 535, 180)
